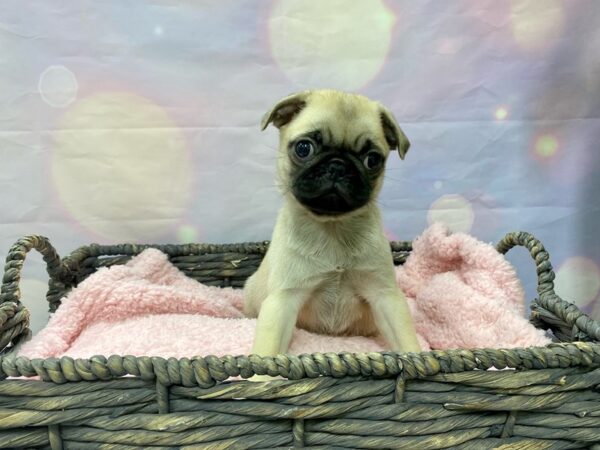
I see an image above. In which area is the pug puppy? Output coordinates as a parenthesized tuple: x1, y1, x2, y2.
(244, 90, 421, 360)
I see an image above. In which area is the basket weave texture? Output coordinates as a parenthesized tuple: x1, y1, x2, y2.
(0, 232, 599, 449)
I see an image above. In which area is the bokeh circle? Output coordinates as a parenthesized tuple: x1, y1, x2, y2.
(427, 194, 475, 233)
(39, 65, 79, 108)
(510, 0, 564, 51)
(555, 257, 600, 308)
(52, 92, 193, 241)
(268, 0, 395, 90)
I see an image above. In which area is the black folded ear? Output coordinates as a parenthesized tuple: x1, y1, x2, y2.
(260, 91, 309, 130)
(380, 107, 410, 159)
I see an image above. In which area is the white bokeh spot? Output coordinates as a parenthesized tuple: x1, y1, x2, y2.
(269, 0, 395, 90)
(510, 0, 564, 51)
(52, 92, 193, 242)
(178, 224, 199, 243)
(38, 65, 79, 108)
(427, 194, 474, 233)
(555, 257, 600, 308)
(495, 106, 508, 120)
(534, 133, 559, 159)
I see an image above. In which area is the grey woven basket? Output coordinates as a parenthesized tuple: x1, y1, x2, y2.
(0, 232, 599, 449)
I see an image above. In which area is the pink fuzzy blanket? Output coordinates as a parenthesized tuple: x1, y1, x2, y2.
(18, 224, 550, 360)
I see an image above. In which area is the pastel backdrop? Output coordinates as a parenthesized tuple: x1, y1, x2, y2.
(1, 0, 599, 333)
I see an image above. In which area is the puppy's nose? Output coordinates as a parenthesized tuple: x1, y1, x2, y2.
(327, 159, 347, 178)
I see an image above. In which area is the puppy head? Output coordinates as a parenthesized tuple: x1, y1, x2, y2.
(261, 90, 410, 218)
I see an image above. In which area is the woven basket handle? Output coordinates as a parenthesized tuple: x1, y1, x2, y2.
(496, 231, 600, 342)
(495, 231, 555, 296)
(0, 235, 69, 352)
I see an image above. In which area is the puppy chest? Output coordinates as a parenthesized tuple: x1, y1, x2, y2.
(297, 273, 377, 336)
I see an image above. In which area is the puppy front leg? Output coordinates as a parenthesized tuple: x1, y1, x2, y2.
(370, 288, 421, 353)
(249, 291, 305, 382)
(251, 291, 304, 356)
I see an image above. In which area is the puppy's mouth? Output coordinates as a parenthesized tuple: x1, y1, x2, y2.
(299, 186, 355, 216)
(291, 157, 372, 216)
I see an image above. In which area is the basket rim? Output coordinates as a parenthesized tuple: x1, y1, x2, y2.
(1, 340, 599, 387)
(1, 232, 600, 386)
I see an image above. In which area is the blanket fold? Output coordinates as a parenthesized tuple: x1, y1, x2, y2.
(18, 224, 550, 360)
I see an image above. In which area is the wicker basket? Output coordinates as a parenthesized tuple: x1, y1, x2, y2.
(0, 232, 599, 449)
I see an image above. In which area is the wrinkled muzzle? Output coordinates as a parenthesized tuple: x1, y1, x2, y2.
(292, 155, 372, 216)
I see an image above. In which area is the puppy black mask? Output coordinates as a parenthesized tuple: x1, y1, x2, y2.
(289, 130, 384, 216)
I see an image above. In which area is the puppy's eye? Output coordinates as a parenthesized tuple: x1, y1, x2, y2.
(295, 140, 314, 159)
(363, 151, 383, 170)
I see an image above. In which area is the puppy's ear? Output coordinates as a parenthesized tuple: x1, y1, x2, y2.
(380, 107, 410, 159)
(261, 92, 309, 130)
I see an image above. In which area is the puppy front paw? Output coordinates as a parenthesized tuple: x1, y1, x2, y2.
(404, 343, 423, 353)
